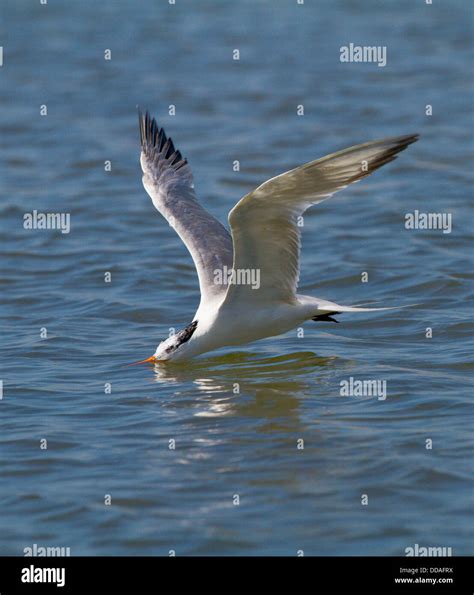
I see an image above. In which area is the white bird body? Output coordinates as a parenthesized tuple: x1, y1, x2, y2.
(136, 111, 418, 363)
(178, 295, 391, 361)
(190, 296, 308, 358)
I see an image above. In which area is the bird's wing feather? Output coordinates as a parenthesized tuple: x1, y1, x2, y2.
(224, 134, 419, 306)
(139, 111, 233, 305)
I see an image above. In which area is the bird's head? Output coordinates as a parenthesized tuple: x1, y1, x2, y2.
(131, 320, 198, 364)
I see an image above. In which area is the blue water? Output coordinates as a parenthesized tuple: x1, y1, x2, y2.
(1, 0, 473, 556)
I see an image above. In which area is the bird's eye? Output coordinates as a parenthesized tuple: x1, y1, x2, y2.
(165, 345, 175, 354)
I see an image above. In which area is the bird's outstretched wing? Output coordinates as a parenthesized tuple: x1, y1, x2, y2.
(223, 134, 419, 306)
(139, 111, 233, 306)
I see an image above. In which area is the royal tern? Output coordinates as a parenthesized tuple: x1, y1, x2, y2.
(135, 110, 418, 363)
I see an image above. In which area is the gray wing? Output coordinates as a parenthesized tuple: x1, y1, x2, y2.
(139, 111, 233, 305)
(223, 134, 419, 307)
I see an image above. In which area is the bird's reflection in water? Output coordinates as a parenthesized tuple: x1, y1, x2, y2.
(149, 350, 338, 425)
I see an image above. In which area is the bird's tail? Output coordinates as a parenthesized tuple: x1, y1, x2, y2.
(311, 302, 418, 324)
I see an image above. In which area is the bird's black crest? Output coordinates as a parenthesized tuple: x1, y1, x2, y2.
(175, 320, 198, 346)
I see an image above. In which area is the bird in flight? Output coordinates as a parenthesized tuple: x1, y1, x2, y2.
(134, 110, 418, 363)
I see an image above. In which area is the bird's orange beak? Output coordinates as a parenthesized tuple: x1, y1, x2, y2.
(127, 355, 159, 366)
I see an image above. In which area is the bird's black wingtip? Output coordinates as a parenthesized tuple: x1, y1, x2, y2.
(312, 312, 341, 323)
(403, 133, 420, 145)
(137, 109, 189, 171)
(138, 111, 144, 147)
(138, 108, 153, 148)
